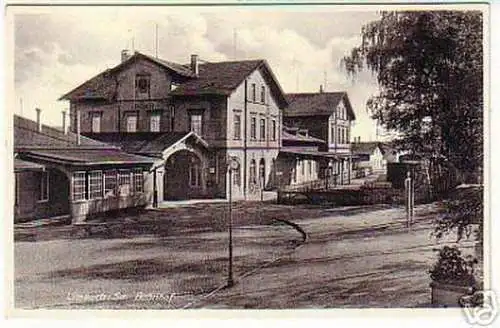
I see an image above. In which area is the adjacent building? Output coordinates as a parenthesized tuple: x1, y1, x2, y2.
(59, 51, 288, 201)
(284, 90, 356, 185)
(275, 126, 333, 188)
(14, 114, 156, 223)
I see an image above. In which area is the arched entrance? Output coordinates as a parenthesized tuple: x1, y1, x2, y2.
(164, 149, 205, 200)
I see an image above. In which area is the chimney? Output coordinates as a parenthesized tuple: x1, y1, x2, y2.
(62, 110, 67, 134)
(319, 85, 324, 93)
(35, 108, 42, 132)
(121, 49, 131, 62)
(76, 108, 81, 145)
(190, 54, 199, 76)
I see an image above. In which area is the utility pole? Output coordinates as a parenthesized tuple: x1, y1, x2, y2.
(155, 23, 159, 58)
(227, 157, 238, 287)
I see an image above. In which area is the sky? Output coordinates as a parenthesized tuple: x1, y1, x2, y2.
(11, 6, 384, 141)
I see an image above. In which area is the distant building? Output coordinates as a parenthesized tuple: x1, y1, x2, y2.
(283, 90, 356, 185)
(14, 114, 156, 223)
(59, 51, 288, 201)
(351, 141, 386, 176)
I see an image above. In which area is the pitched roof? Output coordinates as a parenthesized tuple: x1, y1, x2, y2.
(59, 52, 195, 101)
(83, 131, 208, 156)
(351, 142, 382, 155)
(282, 130, 325, 144)
(14, 115, 156, 166)
(171, 59, 288, 108)
(14, 158, 45, 172)
(284, 92, 356, 120)
(279, 149, 339, 160)
(24, 149, 155, 166)
(14, 115, 114, 150)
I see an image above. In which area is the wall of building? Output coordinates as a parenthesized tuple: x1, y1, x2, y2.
(371, 147, 387, 171)
(70, 57, 175, 134)
(223, 67, 283, 200)
(61, 165, 153, 223)
(14, 168, 71, 222)
(225, 148, 279, 200)
(327, 100, 352, 154)
(172, 95, 228, 146)
(283, 116, 329, 151)
(226, 68, 282, 150)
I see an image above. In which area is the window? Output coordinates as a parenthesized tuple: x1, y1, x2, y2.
(234, 113, 241, 140)
(169, 105, 175, 131)
(126, 113, 138, 132)
(133, 169, 144, 193)
(150, 112, 161, 132)
(249, 159, 256, 185)
(118, 170, 131, 196)
(251, 83, 256, 102)
(135, 74, 151, 96)
(104, 170, 117, 197)
(259, 118, 266, 141)
(38, 171, 49, 201)
(260, 86, 266, 103)
(232, 160, 241, 186)
(331, 124, 335, 144)
(250, 116, 257, 140)
(190, 113, 202, 135)
(308, 160, 312, 176)
(88, 170, 103, 199)
(73, 171, 86, 201)
(189, 160, 201, 187)
(301, 160, 305, 176)
(91, 112, 101, 133)
(259, 159, 265, 188)
(271, 120, 276, 141)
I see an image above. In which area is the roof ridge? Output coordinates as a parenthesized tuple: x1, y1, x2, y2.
(287, 91, 347, 96)
(201, 59, 264, 64)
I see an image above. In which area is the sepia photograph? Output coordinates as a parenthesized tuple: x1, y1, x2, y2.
(4, 1, 493, 321)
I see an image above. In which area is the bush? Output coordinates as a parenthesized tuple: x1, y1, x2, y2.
(430, 185, 483, 288)
(429, 246, 478, 287)
(432, 185, 483, 241)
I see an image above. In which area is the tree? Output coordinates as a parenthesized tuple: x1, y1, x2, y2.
(343, 11, 483, 179)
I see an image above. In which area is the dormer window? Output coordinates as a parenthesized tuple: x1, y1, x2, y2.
(135, 74, 151, 97)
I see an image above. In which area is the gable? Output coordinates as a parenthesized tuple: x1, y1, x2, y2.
(229, 65, 283, 109)
(59, 52, 194, 102)
(172, 59, 288, 108)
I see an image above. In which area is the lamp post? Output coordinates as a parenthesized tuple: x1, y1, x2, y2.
(327, 161, 334, 190)
(227, 156, 239, 287)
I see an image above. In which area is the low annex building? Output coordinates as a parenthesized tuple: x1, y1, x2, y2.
(14, 114, 156, 223)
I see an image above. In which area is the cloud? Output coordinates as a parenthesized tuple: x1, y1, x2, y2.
(12, 7, 381, 140)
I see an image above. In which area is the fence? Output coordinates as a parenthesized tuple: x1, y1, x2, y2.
(277, 179, 440, 206)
